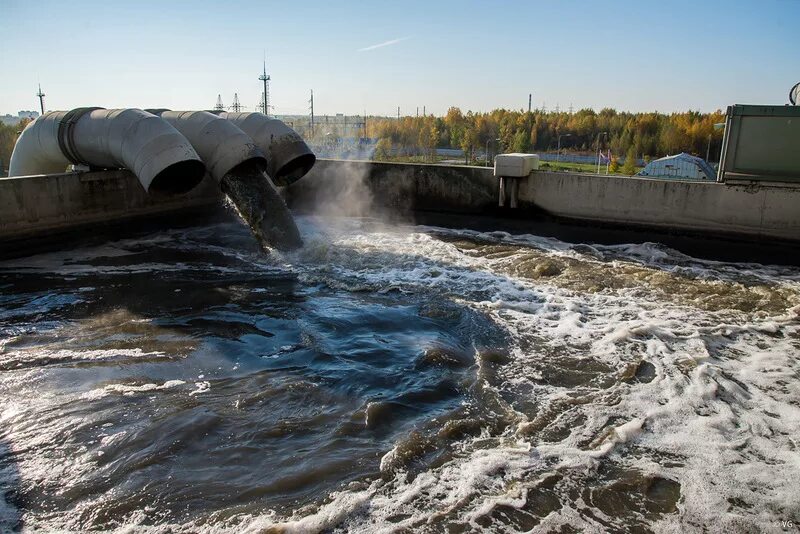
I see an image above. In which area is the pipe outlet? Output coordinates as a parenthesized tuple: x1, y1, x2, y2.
(217, 112, 316, 186)
(148, 110, 267, 182)
(8, 108, 206, 194)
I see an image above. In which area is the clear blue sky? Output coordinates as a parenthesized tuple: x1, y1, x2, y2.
(2, 0, 798, 116)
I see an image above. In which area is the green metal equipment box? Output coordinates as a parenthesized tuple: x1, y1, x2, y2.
(718, 104, 800, 183)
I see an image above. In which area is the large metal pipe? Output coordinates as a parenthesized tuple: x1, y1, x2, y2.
(8, 108, 206, 194)
(216, 112, 316, 186)
(146, 110, 267, 182)
(147, 109, 303, 251)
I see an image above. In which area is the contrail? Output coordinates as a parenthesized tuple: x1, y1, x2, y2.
(358, 36, 411, 52)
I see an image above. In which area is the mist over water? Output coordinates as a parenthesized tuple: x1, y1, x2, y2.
(0, 215, 798, 533)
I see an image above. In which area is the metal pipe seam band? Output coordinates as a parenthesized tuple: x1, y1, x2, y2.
(57, 107, 105, 165)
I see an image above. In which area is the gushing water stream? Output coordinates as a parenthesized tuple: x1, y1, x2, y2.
(0, 216, 798, 533)
(220, 162, 303, 252)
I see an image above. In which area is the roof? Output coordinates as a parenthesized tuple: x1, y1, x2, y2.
(638, 152, 716, 181)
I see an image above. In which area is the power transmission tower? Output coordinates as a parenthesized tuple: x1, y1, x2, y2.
(214, 94, 224, 111)
(231, 93, 242, 112)
(555, 103, 560, 113)
(569, 103, 574, 114)
(259, 56, 270, 117)
(309, 90, 314, 137)
(36, 84, 45, 115)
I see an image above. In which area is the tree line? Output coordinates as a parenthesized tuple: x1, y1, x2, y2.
(368, 107, 726, 166)
(0, 119, 30, 176)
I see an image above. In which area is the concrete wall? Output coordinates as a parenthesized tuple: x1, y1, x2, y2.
(286, 159, 498, 215)
(288, 159, 800, 243)
(0, 170, 221, 246)
(521, 171, 800, 242)
(2, 159, 798, 256)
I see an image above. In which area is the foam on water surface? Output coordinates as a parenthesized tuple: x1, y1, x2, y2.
(0, 216, 798, 533)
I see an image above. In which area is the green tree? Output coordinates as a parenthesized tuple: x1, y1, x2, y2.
(622, 147, 637, 175)
(512, 129, 529, 153)
(609, 156, 619, 173)
(374, 137, 392, 161)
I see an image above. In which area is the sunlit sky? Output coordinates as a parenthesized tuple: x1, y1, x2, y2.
(2, 0, 798, 116)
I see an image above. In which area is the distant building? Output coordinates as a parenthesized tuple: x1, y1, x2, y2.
(638, 152, 716, 181)
(0, 111, 40, 126)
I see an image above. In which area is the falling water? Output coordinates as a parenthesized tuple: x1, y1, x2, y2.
(219, 162, 303, 252)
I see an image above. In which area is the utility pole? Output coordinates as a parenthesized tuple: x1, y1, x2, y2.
(214, 94, 224, 111)
(36, 84, 45, 115)
(423, 105, 425, 116)
(416, 107, 419, 118)
(397, 106, 400, 120)
(528, 94, 532, 113)
(259, 56, 271, 117)
(309, 90, 315, 137)
(363, 110, 367, 139)
(231, 93, 242, 112)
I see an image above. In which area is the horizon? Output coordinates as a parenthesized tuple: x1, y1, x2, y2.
(1, 0, 798, 117)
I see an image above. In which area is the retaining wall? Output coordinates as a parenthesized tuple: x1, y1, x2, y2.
(288, 159, 800, 242)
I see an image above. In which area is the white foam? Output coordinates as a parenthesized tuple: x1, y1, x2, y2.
(3, 217, 799, 533)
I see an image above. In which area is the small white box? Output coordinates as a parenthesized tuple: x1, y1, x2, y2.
(494, 153, 540, 177)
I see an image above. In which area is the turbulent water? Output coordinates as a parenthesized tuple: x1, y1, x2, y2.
(0, 216, 798, 533)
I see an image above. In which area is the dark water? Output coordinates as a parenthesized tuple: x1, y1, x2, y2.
(1, 216, 798, 533)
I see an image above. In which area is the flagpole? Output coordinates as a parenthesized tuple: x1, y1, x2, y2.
(595, 132, 607, 175)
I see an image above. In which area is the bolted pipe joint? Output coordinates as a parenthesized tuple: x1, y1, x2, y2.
(217, 112, 316, 187)
(8, 108, 206, 195)
(147, 110, 268, 183)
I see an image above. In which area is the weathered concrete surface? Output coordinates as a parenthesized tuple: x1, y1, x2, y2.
(288, 159, 800, 243)
(2, 159, 798, 258)
(520, 172, 800, 242)
(286, 159, 497, 215)
(0, 170, 221, 250)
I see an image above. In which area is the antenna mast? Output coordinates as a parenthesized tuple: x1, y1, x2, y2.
(309, 90, 314, 137)
(36, 84, 46, 115)
(259, 54, 271, 117)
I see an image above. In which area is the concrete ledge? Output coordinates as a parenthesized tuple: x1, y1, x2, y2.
(521, 171, 800, 242)
(289, 159, 800, 243)
(286, 159, 497, 215)
(0, 170, 222, 256)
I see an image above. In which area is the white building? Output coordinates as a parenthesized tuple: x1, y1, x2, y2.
(638, 152, 716, 181)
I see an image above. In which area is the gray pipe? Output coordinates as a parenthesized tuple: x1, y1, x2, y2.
(147, 110, 267, 182)
(216, 112, 316, 186)
(8, 108, 206, 194)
